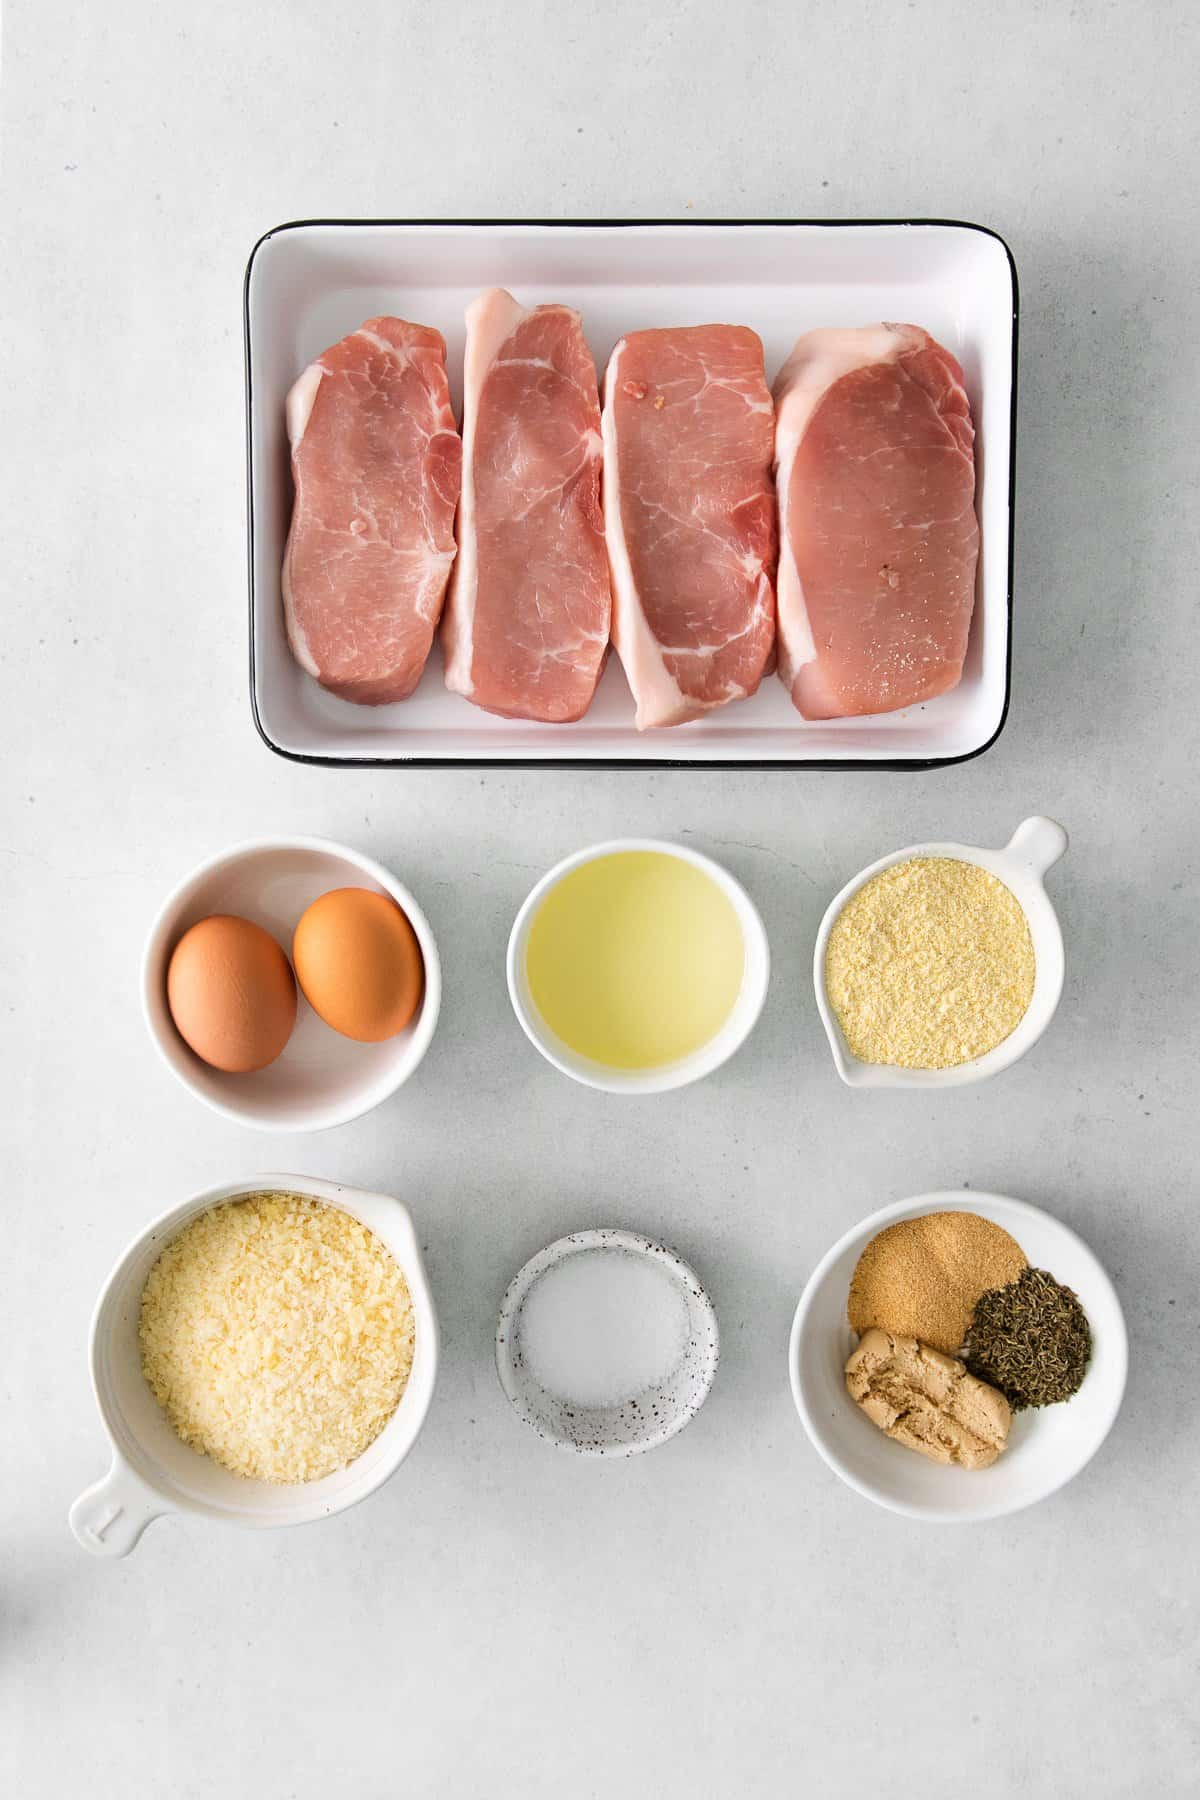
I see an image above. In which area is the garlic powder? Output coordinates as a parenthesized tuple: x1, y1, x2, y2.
(824, 856, 1035, 1069)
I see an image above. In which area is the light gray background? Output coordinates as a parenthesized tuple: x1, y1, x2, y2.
(3, 2, 1198, 1794)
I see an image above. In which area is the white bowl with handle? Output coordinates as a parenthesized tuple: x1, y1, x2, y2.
(69, 1174, 438, 1557)
(788, 1190, 1127, 1522)
(814, 815, 1068, 1088)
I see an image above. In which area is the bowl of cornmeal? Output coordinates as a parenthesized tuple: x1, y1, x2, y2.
(814, 815, 1068, 1089)
(788, 1190, 1127, 1522)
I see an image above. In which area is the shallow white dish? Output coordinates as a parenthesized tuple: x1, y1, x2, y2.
(506, 838, 770, 1094)
(789, 1191, 1126, 1522)
(814, 815, 1067, 1088)
(496, 1229, 719, 1457)
(69, 1174, 439, 1557)
(245, 219, 1016, 767)
(143, 836, 440, 1131)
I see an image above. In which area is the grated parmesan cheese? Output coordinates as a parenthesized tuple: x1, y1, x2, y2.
(139, 1192, 415, 1484)
(824, 856, 1036, 1070)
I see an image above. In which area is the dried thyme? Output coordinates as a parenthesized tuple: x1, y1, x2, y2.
(964, 1267, 1091, 1410)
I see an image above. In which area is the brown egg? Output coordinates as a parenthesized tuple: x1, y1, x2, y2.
(167, 915, 297, 1073)
(293, 887, 424, 1043)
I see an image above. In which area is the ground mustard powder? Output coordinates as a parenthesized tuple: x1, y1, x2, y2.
(825, 857, 1035, 1069)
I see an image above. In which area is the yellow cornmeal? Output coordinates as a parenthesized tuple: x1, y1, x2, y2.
(825, 857, 1035, 1070)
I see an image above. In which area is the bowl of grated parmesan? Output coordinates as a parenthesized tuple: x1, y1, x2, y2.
(813, 816, 1068, 1089)
(69, 1174, 438, 1556)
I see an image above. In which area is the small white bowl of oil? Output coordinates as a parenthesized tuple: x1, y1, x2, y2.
(506, 838, 770, 1094)
(814, 816, 1068, 1090)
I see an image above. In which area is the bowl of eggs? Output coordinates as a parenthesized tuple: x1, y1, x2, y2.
(143, 837, 440, 1130)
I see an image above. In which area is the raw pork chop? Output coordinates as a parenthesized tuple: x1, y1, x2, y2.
(773, 324, 979, 720)
(602, 325, 776, 730)
(282, 316, 461, 705)
(442, 289, 610, 723)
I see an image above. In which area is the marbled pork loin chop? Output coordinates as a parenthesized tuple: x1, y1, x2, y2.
(282, 317, 461, 705)
(773, 324, 979, 720)
(442, 289, 610, 723)
(602, 325, 777, 730)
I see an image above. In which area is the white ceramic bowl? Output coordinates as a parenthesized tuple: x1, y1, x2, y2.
(789, 1191, 1126, 1522)
(496, 1229, 719, 1457)
(143, 836, 441, 1131)
(69, 1174, 439, 1557)
(506, 838, 770, 1094)
(814, 815, 1067, 1089)
(249, 221, 1013, 769)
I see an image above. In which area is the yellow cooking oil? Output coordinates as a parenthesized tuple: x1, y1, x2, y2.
(525, 851, 745, 1069)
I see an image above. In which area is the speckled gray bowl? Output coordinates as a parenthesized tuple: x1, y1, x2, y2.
(495, 1229, 719, 1457)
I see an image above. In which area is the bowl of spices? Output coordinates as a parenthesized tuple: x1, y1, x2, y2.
(69, 1174, 438, 1556)
(496, 1229, 719, 1455)
(507, 840, 769, 1095)
(814, 816, 1067, 1088)
(789, 1191, 1126, 1521)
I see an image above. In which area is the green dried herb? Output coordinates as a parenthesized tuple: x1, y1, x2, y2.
(964, 1267, 1091, 1410)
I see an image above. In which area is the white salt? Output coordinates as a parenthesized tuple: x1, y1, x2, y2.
(518, 1248, 690, 1409)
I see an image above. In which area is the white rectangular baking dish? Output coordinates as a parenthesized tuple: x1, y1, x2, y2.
(244, 220, 1016, 768)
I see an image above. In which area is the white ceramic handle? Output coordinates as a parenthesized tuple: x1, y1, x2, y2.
(69, 1456, 165, 1558)
(1004, 816, 1068, 876)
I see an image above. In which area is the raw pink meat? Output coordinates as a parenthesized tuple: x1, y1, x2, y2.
(442, 289, 610, 723)
(282, 316, 461, 705)
(773, 324, 979, 720)
(602, 325, 777, 730)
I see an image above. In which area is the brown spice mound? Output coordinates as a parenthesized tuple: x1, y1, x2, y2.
(846, 1329, 1012, 1469)
(848, 1211, 1028, 1355)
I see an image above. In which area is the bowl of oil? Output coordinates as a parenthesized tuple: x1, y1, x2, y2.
(506, 838, 770, 1094)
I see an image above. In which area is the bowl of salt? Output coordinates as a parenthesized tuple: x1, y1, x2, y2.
(495, 1229, 719, 1456)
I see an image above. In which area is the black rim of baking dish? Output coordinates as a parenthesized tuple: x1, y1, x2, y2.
(244, 218, 1018, 772)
